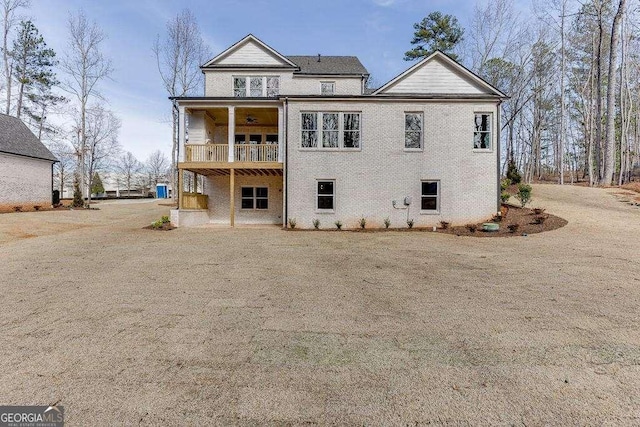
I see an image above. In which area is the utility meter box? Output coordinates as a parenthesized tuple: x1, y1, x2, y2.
(404, 196, 412, 206)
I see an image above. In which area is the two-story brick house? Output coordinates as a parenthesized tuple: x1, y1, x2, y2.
(170, 34, 507, 229)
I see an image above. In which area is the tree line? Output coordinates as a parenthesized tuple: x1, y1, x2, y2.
(0, 1, 172, 204)
(405, 0, 638, 186)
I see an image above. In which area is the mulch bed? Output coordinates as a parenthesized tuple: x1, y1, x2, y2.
(438, 204, 567, 237)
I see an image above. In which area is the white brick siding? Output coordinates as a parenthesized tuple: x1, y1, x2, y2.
(285, 100, 499, 229)
(0, 152, 52, 211)
(204, 71, 363, 97)
(205, 174, 283, 224)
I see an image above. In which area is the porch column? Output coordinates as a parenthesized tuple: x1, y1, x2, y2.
(229, 169, 235, 227)
(277, 105, 284, 162)
(228, 106, 235, 162)
(178, 169, 184, 209)
(178, 106, 186, 162)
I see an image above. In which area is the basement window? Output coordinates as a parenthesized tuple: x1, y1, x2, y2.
(421, 181, 439, 212)
(241, 187, 268, 210)
(316, 180, 335, 211)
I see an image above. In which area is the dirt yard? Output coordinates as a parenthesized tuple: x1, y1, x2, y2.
(1, 186, 639, 425)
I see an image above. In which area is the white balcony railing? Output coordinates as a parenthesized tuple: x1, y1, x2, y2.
(184, 144, 279, 163)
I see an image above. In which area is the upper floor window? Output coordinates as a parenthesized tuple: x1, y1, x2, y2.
(474, 113, 492, 150)
(321, 82, 335, 95)
(301, 112, 361, 150)
(405, 112, 423, 150)
(233, 76, 280, 97)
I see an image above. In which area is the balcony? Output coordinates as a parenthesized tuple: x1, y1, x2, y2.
(184, 144, 280, 163)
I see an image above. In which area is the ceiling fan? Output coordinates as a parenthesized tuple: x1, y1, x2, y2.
(245, 114, 257, 124)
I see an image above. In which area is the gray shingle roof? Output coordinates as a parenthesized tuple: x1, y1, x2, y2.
(0, 114, 57, 161)
(286, 56, 369, 75)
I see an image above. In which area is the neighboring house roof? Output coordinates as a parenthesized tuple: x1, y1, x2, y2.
(202, 34, 298, 69)
(373, 50, 508, 98)
(0, 114, 57, 161)
(286, 55, 369, 76)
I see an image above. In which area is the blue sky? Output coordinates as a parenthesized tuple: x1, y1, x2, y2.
(27, 0, 515, 161)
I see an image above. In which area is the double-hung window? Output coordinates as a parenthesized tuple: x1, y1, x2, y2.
(421, 181, 439, 212)
(301, 112, 361, 150)
(233, 76, 280, 97)
(241, 187, 268, 210)
(474, 113, 492, 150)
(316, 180, 335, 211)
(405, 113, 423, 150)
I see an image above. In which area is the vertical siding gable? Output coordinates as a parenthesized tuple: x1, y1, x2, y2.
(380, 57, 487, 95)
(216, 40, 290, 66)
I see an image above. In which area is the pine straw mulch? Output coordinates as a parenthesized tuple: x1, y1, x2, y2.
(437, 204, 567, 237)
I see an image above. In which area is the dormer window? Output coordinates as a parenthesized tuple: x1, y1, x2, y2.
(233, 76, 280, 97)
(321, 81, 335, 95)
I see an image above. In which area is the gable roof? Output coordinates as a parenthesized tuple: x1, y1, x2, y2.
(0, 114, 57, 161)
(373, 51, 507, 98)
(202, 34, 298, 69)
(286, 56, 368, 76)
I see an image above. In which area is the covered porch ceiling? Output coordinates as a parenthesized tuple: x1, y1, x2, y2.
(185, 167, 283, 177)
(191, 107, 279, 126)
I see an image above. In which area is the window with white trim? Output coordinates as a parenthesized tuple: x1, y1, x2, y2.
(301, 112, 361, 149)
(233, 76, 280, 97)
(316, 180, 335, 211)
(321, 82, 335, 95)
(241, 187, 268, 210)
(421, 181, 439, 212)
(473, 113, 492, 149)
(405, 112, 423, 149)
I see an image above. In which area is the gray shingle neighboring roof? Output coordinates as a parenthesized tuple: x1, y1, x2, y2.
(0, 114, 57, 161)
(286, 56, 369, 75)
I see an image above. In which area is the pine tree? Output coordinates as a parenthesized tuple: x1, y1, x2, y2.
(404, 12, 464, 61)
(11, 20, 58, 120)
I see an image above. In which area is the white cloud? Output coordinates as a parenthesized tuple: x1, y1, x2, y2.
(372, 0, 398, 6)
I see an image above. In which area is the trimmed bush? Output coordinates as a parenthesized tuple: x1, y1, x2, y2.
(288, 218, 297, 229)
(407, 219, 414, 229)
(383, 217, 391, 229)
(515, 183, 533, 208)
(335, 220, 342, 230)
(506, 160, 522, 184)
(312, 219, 320, 229)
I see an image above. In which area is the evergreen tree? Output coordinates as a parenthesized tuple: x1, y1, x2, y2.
(404, 11, 464, 61)
(91, 172, 104, 195)
(72, 177, 83, 207)
(11, 20, 58, 120)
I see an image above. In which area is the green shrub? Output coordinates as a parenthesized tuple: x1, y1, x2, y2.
(359, 216, 366, 229)
(515, 183, 533, 208)
(151, 220, 163, 229)
(335, 220, 342, 230)
(439, 221, 450, 230)
(501, 192, 511, 203)
(383, 217, 391, 229)
(312, 219, 320, 229)
(506, 160, 522, 184)
(407, 219, 414, 229)
(161, 215, 170, 223)
(288, 218, 297, 229)
(72, 180, 84, 208)
(500, 178, 511, 192)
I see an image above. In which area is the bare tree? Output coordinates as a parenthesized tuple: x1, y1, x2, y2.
(1, 0, 29, 114)
(153, 9, 210, 201)
(60, 10, 113, 206)
(603, 0, 626, 185)
(46, 138, 75, 196)
(145, 149, 170, 187)
(116, 151, 143, 196)
(81, 106, 121, 202)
